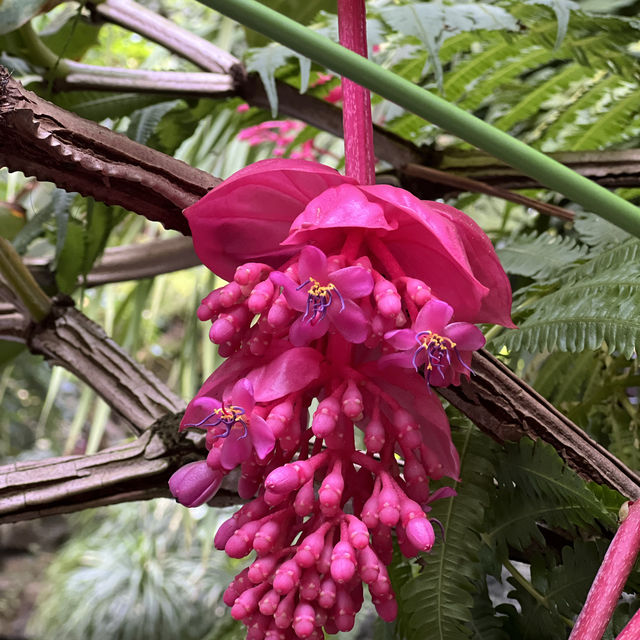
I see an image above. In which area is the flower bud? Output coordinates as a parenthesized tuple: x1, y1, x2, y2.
(374, 278, 402, 318)
(369, 564, 392, 599)
(404, 277, 431, 307)
(267, 295, 295, 330)
(318, 577, 337, 609)
(361, 490, 380, 529)
(235, 262, 271, 287)
(223, 568, 251, 606)
(330, 540, 356, 584)
(266, 400, 294, 438)
(311, 396, 340, 438)
(378, 485, 400, 527)
(231, 583, 269, 620)
(258, 588, 281, 616)
(215, 515, 239, 550)
(294, 479, 315, 517)
(168, 461, 224, 508)
(295, 527, 328, 568)
(210, 306, 251, 344)
(371, 524, 393, 566)
(373, 593, 398, 622)
(334, 589, 356, 632)
(341, 380, 363, 421)
(266, 460, 314, 495)
(219, 281, 244, 307)
(273, 559, 301, 595)
(293, 602, 316, 639)
(197, 289, 222, 321)
(274, 591, 296, 628)
(299, 567, 321, 601)
(318, 460, 344, 516)
(345, 515, 370, 549)
(249, 554, 279, 584)
(364, 417, 385, 454)
(226, 520, 262, 558)
(356, 546, 380, 584)
(393, 408, 422, 449)
(248, 278, 275, 314)
(405, 517, 435, 552)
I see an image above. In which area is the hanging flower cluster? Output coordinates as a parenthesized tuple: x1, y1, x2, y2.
(170, 158, 513, 639)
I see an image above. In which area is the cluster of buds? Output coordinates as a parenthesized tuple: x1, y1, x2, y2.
(170, 158, 513, 638)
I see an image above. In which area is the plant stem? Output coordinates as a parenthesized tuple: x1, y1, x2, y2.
(337, 0, 375, 185)
(0, 238, 51, 322)
(569, 500, 640, 640)
(197, 0, 640, 239)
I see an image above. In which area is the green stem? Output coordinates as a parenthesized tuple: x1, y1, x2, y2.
(17, 23, 71, 76)
(0, 238, 51, 322)
(197, 0, 640, 238)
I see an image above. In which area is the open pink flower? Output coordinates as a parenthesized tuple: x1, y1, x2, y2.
(181, 378, 275, 471)
(382, 298, 485, 387)
(270, 246, 373, 346)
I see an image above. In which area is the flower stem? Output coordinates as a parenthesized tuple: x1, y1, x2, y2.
(569, 500, 640, 640)
(199, 0, 640, 239)
(337, 0, 375, 185)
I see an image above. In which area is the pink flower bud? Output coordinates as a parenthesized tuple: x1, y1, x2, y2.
(373, 593, 398, 622)
(331, 540, 356, 584)
(248, 279, 275, 314)
(254, 519, 284, 555)
(231, 583, 269, 620)
(378, 484, 400, 527)
(209, 306, 251, 344)
(421, 443, 445, 480)
(318, 576, 337, 609)
(371, 524, 393, 566)
(341, 380, 363, 421)
(226, 520, 261, 558)
(399, 494, 424, 526)
(293, 602, 316, 639)
(274, 591, 296, 628)
(223, 568, 251, 606)
(248, 330, 272, 356)
(369, 564, 392, 599)
(266, 460, 313, 494)
(299, 567, 321, 601)
(361, 484, 380, 529)
(168, 461, 224, 508)
(246, 612, 270, 640)
(239, 465, 262, 500)
(397, 523, 421, 558)
(333, 589, 356, 632)
(319, 460, 344, 516)
(215, 515, 239, 550)
(316, 536, 333, 575)
(393, 408, 422, 449)
(235, 262, 271, 287)
(311, 396, 340, 437)
(374, 278, 402, 317)
(364, 417, 385, 454)
(264, 488, 289, 506)
(405, 517, 435, 552)
(267, 295, 295, 330)
(219, 281, 244, 307)
(273, 559, 301, 595)
(197, 289, 222, 321)
(345, 515, 370, 549)
(294, 480, 315, 517)
(266, 400, 294, 438)
(258, 588, 281, 616)
(404, 277, 431, 306)
(249, 554, 279, 583)
(295, 527, 329, 568)
(356, 546, 380, 584)
(403, 455, 430, 503)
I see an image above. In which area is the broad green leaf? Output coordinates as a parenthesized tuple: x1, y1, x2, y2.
(40, 13, 100, 60)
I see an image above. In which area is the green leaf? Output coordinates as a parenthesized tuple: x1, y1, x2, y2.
(525, 0, 579, 49)
(399, 422, 497, 640)
(496, 232, 588, 279)
(40, 13, 100, 60)
(126, 100, 183, 145)
(0, 0, 60, 35)
(573, 212, 631, 250)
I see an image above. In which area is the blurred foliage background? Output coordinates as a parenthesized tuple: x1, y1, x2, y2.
(1, 0, 640, 638)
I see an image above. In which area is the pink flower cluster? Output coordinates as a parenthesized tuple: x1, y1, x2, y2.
(237, 120, 319, 161)
(170, 159, 513, 639)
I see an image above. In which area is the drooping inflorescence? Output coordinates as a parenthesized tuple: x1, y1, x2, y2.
(170, 158, 513, 639)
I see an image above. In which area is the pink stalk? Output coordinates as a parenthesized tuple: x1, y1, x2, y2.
(569, 501, 640, 640)
(616, 607, 640, 640)
(337, 0, 375, 185)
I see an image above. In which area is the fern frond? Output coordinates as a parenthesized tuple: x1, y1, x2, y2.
(399, 423, 496, 640)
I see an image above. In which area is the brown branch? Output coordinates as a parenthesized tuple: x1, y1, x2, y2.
(438, 350, 640, 500)
(0, 67, 217, 235)
(0, 287, 185, 434)
(0, 424, 240, 525)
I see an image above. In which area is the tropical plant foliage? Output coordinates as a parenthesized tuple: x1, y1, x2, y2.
(1, 0, 639, 638)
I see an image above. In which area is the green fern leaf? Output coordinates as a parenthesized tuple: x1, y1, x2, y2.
(524, 0, 579, 49)
(496, 232, 588, 279)
(126, 100, 182, 145)
(400, 423, 496, 640)
(573, 212, 631, 250)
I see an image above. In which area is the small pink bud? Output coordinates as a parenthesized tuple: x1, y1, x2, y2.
(264, 488, 288, 506)
(249, 554, 279, 583)
(316, 536, 333, 574)
(197, 289, 222, 321)
(231, 584, 268, 620)
(248, 279, 275, 314)
(311, 396, 340, 437)
(215, 515, 239, 550)
(397, 523, 421, 558)
(378, 485, 400, 527)
(361, 491, 380, 529)
(319, 460, 344, 516)
(209, 306, 251, 344)
(223, 568, 251, 606)
(248, 330, 272, 356)
(226, 520, 261, 558)
(318, 577, 337, 609)
(404, 277, 431, 306)
(267, 295, 295, 330)
(405, 517, 435, 552)
(235, 262, 271, 287)
(393, 408, 422, 449)
(274, 591, 296, 628)
(219, 281, 244, 307)
(404, 455, 430, 503)
(399, 495, 424, 526)
(364, 417, 385, 454)
(371, 524, 393, 566)
(330, 540, 356, 584)
(356, 546, 380, 584)
(334, 589, 356, 632)
(266, 461, 313, 494)
(369, 565, 392, 598)
(168, 461, 224, 508)
(294, 480, 315, 517)
(373, 593, 398, 622)
(341, 380, 364, 421)
(246, 613, 270, 640)
(295, 528, 328, 568)
(421, 444, 445, 480)
(273, 559, 301, 595)
(293, 602, 316, 639)
(254, 519, 283, 555)
(345, 515, 370, 549)
(374, 278, 402, 317)
(258, 588, 281, 616)
(266, 400, 294, 438)
(299, 567, 321, 601)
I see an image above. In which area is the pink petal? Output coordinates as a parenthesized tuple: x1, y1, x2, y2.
(180, 396, 221, 431)
(415, 299, 453, 334)
(283, 183, 396, 247)
(328, 299, 369, 344)
(248, 347, 323, 402)
(445, 322, 485, 351)
(249, 414, 276, 460)
(270, 271, 308, 312)
(231, 378, 256, 413)
(298, 245, 329, 283)
(378, 351, 414, 369)
(184, 159, 352, 280)
(289, 315, 330, 346)
(220, 429, 253, 470)
(384, 329, 416, 351)
(330, 266, 374, 299)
